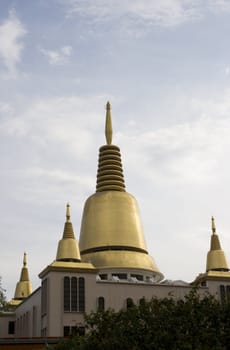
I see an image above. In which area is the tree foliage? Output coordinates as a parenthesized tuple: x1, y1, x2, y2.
(0, 276, 8, 311)
(50, 290, 230, 350)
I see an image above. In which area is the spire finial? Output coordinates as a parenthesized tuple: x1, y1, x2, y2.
(105, 101, 113, 145)
(66, 203, 71, 222)
(23, 252, 27, 267)
(211, 216, 216, 235)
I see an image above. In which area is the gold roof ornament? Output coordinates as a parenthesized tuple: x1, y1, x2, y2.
(13, 253, 32, 302)
(56, 203, 81, 262)
(96, 101, 125, 192)
(105, 101, 113, 145)
(79, 103, 163, 281)
(206, 216, 229, 272)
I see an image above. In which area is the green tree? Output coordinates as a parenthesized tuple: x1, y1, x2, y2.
(50, 290, 230, 350)
(0, 276, 8, 311)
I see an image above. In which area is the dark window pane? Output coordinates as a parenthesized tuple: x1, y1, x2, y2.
(41, 279, 47, 316)
(71, 277, 78, 312)
(99, 274, 107, 280)
(112, 273, 127, 280)
(8, 321, 15, 334)
(64, 277, 70, 312)
(139, 297, 145, 306)
(220, 285, 226, 303)
(98, 296, 105, 311)
(79, 277, 85, 312)
(78, 326, 85, 336)
(127, 297, 134, 309)
(71, 326, 78, 335)
(226, 285, 230, 301)
(64, 326, 70, 337)
(131, 274, 143, 281)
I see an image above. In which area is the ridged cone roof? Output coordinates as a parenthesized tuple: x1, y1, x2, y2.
(62, 203, 75, 239)
(13, 253, 32, 301)
(96, 102, 126, 192)
(56, 203, 81, 262)
(206, 217, 229, 272)
(79, 103, 163, 281)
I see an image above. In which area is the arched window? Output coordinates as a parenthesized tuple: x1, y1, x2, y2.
(79, 277, 85, 312)
(139, 297, 145, 306)
(126, 297, 134, 309)
(98, 296, 105, 311)
(71, 277, 78, 312)
(64, 277, 70, 312)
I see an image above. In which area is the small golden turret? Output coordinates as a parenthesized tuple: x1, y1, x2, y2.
(56, 203, 81, 262)
(79, 103, 163, 281)
(206, 217, 229, 272)
(13, 253, 32, 301)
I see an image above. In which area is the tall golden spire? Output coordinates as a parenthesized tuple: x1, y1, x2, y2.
(210, 216, 221, 250)
(206, 216, 229, 272)
(79, 103, 163, 282)
(66, 202, 71, 222)
(56, 203, 81, 262)
(211, 216, 216, 234)
(96, 102, 126, 192)
(105, 101, 112, 145)
(13, 253, 32, 301)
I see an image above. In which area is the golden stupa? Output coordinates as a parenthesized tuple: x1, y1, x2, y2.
(206, 217, 229, 272)
(56, 203, 81, 262)
(79, 102, 163, 282)
(39, 203, 96, 278)
(193, 216, 230, 286)
(10, 253, 32, 306)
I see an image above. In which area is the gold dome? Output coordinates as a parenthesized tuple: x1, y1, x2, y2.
(79, 102, 163, 280)
(206, 217, 229, 272)
(56, 203, 81, 262)
(13, 253, 32, 301)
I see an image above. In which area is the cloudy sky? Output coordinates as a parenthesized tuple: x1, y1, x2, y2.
(1, 0, 230, 299)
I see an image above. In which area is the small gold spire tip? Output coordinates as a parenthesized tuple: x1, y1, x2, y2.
(105, 101, 113, 145)
(23, 252, 27, 267)
(66, 203, 71, 222)
(211, 216, 216, 235)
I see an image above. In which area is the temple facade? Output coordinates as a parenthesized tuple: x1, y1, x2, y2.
(1, 103, 230, 343)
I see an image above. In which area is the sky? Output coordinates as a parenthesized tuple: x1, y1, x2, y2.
(1, 0, 230, 299)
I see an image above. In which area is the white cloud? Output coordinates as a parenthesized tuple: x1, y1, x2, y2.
(62, 0, 230, 31)
(0, 9, 26, 77)
(40, 45, 73, 65)
(225, 65, 230, 76)
(117, 90, 230, 186)
(208, 0, 230, 13)
(63, 0, 202, 27)
(0, 101, 14, 116)
(2, 90, 230, 193)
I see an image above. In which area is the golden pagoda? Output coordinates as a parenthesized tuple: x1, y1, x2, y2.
(193, 217, 230, 286)
(79, 102, 163, 282)
(10, 253, 32, 306)
(56, 203, 81, 262)
(39, 203, 96, 278)
(206, 217, 229, 272)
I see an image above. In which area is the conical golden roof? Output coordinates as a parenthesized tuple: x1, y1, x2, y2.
(79, 103, 163, 281)
(13, 253, 32, 301)
(56, 203, 81, 262)
(206, 217, 229, 272)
